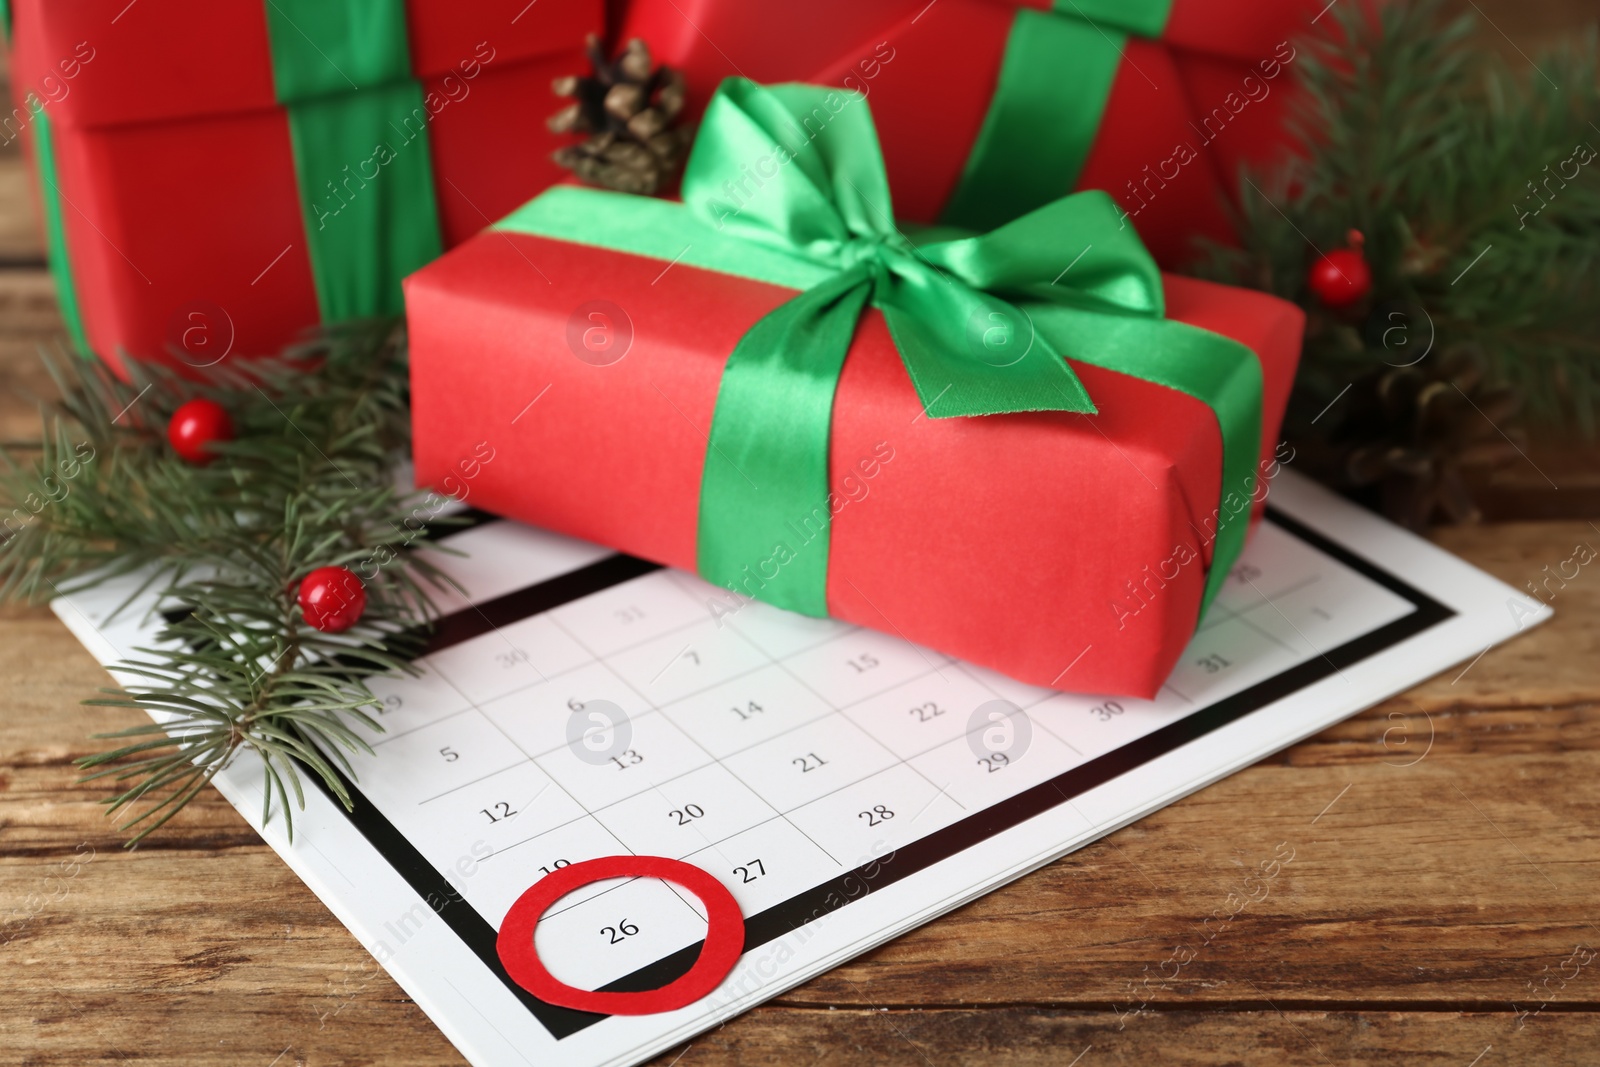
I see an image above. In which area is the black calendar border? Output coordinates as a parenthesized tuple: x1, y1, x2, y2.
(304, 507, 1455, 1040)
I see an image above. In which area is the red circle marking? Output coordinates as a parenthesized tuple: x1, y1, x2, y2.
(496, 856, 745, 1016)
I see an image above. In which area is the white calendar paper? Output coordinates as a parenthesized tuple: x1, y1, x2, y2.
(52, 471, 1545, 1067)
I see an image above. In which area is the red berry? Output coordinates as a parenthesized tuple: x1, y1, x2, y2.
(1307, 248, 1373, 309)
(297, 566, 367, 633)
(167, 398, 233, 464)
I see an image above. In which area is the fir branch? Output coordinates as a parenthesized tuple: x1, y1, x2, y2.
(1201, 0, 1600, 435)
(0, 322, 463, 845)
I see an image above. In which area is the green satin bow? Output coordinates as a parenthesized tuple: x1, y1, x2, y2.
(686, 79, 1177, 614)
(494, 77, 1262, 627)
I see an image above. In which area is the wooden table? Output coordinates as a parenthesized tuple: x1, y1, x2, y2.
(4, 5, 1599, 1064)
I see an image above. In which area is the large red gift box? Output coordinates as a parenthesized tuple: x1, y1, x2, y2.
(5, 0, 599, 373)
(814, 0, 1332, 265)
(617, 0, 928, 116)
(405, 83, 1302, 703)
(621, 0, 1328, 267)
(942, 0, 1335, 217)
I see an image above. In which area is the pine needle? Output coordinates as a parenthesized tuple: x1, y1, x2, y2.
(0, 320, 467, 846)
(1199, 0, 1600, 436)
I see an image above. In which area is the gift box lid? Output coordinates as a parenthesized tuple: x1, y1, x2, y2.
(7, 0, 595, 129)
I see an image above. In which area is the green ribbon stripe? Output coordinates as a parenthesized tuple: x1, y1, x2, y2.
(941, 0, 1173, 231)
(1050, 0, 1172, 39)
(30, 104, 90, 354)
(9, 3, 89, 354)
(265, 0, 442, 320)
(496, 79, 1261, 621)
(24, 0, 443, 356)
(261, 0, 413, 102)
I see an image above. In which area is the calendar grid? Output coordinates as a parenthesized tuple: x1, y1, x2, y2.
(949, 659, 1089, 760)
(712, 607, 973, 814)
(399, 584, 1338, 896)
(306, 508, 1455, 1044)
(372, 587, 814, 742)
(1233, 605, 1309, 658)
(54, 480, 1538, 1067)
(414, 627, 649, 885)
(418, 758, 531, 805)
(379, 583, 1206, 771)
(488, 554, 1341, 936)
(538, 610, 831, 917)
(375, 704, 477, 753)
(661, 570, 853, 662)
(362, 539, 1373, 901)
(422, 685, 985, 872)
(536, 808, 821, 922)
(550, 572, 1024, 870)
(395, 566, 1109, 932)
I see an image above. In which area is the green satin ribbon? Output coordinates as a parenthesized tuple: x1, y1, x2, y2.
(265, 0, 442, 319)
(30, 104, 90, 354)
(1050, 0, 1172, 39)
(497, 79, 1260, 623)
(942, 0, 1173, 232)
(22, 0, 440, 357)
(261, 0, 412, 102)
(7, 3, 89, 353)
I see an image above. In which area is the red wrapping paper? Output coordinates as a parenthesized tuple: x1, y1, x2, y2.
(616, 0, 928, 115)
(1165, 0, 1387, 188)
(6, 0, 600, 371)
(1170, 43, 1305, 201)
(987, 0, 1332, 61)
(11, 0, 599, 128)
(619, 0, 1329, 266)
(405, 221, 1303, 698)
(812, 0, 1273, 265)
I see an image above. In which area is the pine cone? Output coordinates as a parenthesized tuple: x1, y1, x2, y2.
(1293, 353, 1525, 531)
(549, 36, 691, 195)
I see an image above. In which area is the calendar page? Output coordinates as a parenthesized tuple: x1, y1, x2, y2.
(51, 471, 1545, 1067)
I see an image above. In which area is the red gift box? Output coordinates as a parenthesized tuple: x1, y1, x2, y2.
(994, 0, 1328, 61)
(617, 0, 929, 116)
(620, 0, 1330, 266)
(405, 112, 1303, 700)
(5, 0, 600, 373)
(812, 0, 1338, 265)
(993, 0, 1337, 205)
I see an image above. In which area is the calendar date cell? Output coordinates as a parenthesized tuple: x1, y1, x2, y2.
(721, 715, 897, 813)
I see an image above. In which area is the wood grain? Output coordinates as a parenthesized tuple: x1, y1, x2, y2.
(0, 155, 45, 266)
(4, 520, 1598, 1067)
(3, 4, 1599, 1065)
